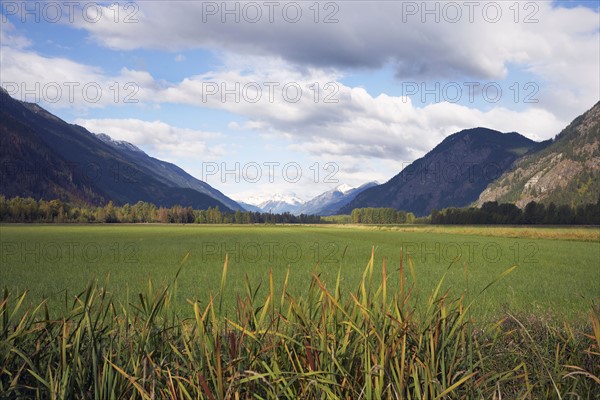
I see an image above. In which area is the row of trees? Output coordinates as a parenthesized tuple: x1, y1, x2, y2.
(351, 208, 416, 224)
(431, 200, 600, 225)
(1, 196, 598, 225)
(0, 196, 321, 224)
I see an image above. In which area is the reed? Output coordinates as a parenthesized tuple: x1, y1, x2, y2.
(1, 248, 598, 398)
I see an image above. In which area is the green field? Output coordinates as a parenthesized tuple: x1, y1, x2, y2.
(1, 224, 598, 321)
(2, 224, 599, 398)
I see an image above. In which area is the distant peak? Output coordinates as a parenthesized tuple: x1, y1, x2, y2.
(335, 183, 354, 194)
(242, 193, 305, 207)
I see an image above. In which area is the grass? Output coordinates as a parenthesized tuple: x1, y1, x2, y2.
(1, 224, 598, 322)
(1, 250, 598, 398)
(325, 224, 600, 242)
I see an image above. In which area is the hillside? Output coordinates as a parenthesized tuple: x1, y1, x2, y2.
(295, 182, 378, 216)
(0, 89, 240, 211)
(340, 128, 539, 216)
(476, 102, 600, 207)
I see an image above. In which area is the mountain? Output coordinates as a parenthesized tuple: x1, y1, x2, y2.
(234, 193, 305, 214)
(256, 194, 304, 214)
(0, 89, 241, 211)
(295, 182, 378, 216)
(476, 102, 600, 208)
(94, 132, 241, 211)
(340, 128, 539, 216)
(237, 202, 263, 213)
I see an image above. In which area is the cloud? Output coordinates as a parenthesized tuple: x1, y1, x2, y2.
(73, 118, 226, 160)
(0, 21, 160, 111)
(0, 19, 31, 49)
(151, 59, 566, 162)
(0, 44, 155, 110)
(0, 28, 573, 167)
(74, 2, 599, 84)
(63, 1, 599, 123)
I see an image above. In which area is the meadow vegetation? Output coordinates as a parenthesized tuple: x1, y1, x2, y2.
(1, 224, 598, 398)
(1, 250, 598, 398)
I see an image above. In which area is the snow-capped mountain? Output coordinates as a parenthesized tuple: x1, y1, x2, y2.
(259, 199, 302, 214)
(246, 193, 303, 206)
(235, 193, 304, 214)
(257, 193, 303, 214)
(294, 182, 379, 216)
(335, 183, 355, 194)
(234, 183, 377, 215)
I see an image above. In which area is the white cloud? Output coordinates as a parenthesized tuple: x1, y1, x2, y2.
(74, 2, 598, 85)
(0, 32, 575, 167)
(0, 19, 31, 49)
(63, 1, 599, 124)
(0, 37, 571, 169)
(0, 44, 157, 110)
(73, 118, 226, 161)
(151, 60, 567, 160)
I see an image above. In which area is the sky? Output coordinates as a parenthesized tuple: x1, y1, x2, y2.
(1, 0, 599, 204)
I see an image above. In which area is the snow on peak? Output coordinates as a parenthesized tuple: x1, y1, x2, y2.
(335, 184, 354, 194)
(96, 133, 143, 153)
(241, 193, 305, 207)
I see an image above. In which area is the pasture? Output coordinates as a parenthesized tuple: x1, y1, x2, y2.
(1, 223, 599, 398)
(1, 224, 598, 321)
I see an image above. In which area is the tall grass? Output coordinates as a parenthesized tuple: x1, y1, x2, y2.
(1, 248, 598, 399)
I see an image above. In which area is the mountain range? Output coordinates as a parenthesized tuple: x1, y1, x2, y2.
(0, 88, 240, 211)
(248, 193, 304, 214)
(237, 183, 378, 215)
(341, 127, 542, 216)
(294, 182, 378, 216)
(2, 88, 598, 216)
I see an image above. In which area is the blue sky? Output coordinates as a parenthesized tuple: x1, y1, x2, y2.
(1, 1, 599, 203)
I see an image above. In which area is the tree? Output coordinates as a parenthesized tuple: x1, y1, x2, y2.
(545, 202, 557, 224)
(523, 201, 544, 224)
(157, 207, 169, 223)
(104, 201, 117, 223)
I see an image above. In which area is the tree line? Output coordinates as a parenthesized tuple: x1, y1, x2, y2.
(1, 195, 598, 225)
(351, 208, 416, 224)
(430, 200, 600, 225)
(0, 196, 320, 224)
